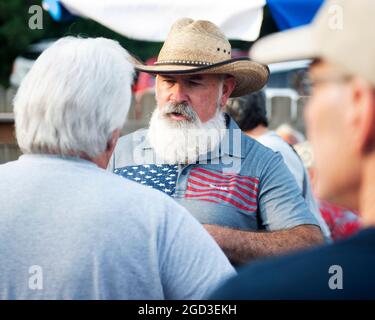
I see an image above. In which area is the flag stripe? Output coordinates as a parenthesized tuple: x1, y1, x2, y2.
(189, 171, 258, 196)
(195, 167, 260, 185)
(192, 168, 259, 192)
(185, 189, 256, 212)
(188, 178, 257, 207)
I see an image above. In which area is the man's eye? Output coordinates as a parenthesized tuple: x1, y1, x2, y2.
(189, 81, 200, 86)
(163, 79, 175, 85)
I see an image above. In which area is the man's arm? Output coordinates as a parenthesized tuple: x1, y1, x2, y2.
(209, 149, 324, 265)
(203, 224, 324, 265)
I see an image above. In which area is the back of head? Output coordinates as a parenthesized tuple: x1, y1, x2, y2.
(226, 90, 267, 131)
(14, 37, 134, 158)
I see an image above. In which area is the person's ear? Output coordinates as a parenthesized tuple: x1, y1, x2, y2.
(349, 78, 375, 155)
(220, 76, 236, 107)
(106, 129, 121, 154)
(91, 129, 121, 170)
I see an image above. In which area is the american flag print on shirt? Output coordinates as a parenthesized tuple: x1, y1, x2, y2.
(114, 164, 178, 196)
(185, 167, 259, 214)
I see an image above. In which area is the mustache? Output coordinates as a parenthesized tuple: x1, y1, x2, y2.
(160, 102, 198, 122)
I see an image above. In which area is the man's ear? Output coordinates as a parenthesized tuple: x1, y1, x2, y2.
(350, 78, 375, 155)
(220, 76, 236, 107)
(107, 129, 121, 154)
(91, 129, 121, 170)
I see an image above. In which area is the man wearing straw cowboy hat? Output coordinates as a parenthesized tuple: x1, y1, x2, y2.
(109, 18, 324, 265)
(212, 0, 375, 298)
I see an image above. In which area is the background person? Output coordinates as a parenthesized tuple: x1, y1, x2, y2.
(0, 37, 235, 299)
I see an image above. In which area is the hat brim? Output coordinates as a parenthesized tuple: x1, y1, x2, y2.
(250, 25, 320, 64)
(135, 58, 269, 97)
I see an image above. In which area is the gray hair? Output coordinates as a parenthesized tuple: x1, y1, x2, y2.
(14, 37, 134, 158)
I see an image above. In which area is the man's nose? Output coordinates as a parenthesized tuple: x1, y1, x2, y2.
(170, 83, 188, 104)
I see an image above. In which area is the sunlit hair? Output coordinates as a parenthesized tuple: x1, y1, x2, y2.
(14, 37, 134, 158)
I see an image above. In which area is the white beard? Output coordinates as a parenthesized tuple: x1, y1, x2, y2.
(148, 105, 226, 164)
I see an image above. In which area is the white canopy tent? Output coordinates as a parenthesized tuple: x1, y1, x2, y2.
(58, 0, 265, 41)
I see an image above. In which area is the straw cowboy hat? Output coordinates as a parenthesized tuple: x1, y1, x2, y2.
(135, 18, 269, 97)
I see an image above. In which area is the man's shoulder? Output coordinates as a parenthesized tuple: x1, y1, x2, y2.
(227, 116, 275, 157)
(0, 159, 19, 175)
(243, 134, 274, 156)
(239, 131, 284, 176)
(92, 168, 195, 236)
(242, 133, 276, 158)
(219, 124, 286, 182)
(258, 131, 294, 155)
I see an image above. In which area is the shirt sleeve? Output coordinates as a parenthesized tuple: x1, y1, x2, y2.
(257, 151, 319, 231)
(159, 200, 236, 300)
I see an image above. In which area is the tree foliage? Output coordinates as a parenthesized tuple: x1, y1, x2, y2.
(0, 0, 163, 87)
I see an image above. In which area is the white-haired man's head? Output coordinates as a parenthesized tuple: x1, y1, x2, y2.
(14, 37, 134, 166)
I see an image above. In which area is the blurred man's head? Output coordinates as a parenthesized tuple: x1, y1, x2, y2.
(225, 90, 268, 133)
(134, 18, 269, 164)
(250, 0, 375, 216)
(14, 37, 134, 168)
(303, 59, 368, 209)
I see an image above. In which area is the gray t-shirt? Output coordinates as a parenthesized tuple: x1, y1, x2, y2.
(0, 154, 234, 300)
